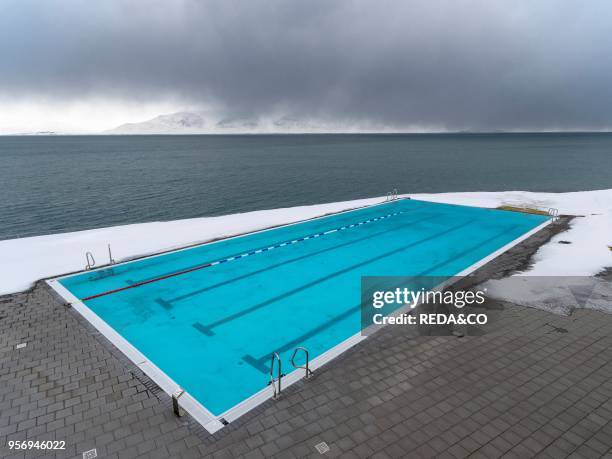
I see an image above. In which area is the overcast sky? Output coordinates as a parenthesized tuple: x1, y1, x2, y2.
(1, 0, 611, 133)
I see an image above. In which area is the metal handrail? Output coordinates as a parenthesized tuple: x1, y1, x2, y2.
(548, 207, 559, 221)
(291, 347, 313, 379)
(108, 244, 116, 265)
(385, 189, 399, 202)
(268, 352, 283, 398)
(85, 252, 96, 270)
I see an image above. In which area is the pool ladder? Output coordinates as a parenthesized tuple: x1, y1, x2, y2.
(291, 347, 313, 379)
(385, 189, 399, 202)
(268, 347, 313, 399)
(84, 244, 116, 270)
(85, 252, 96, 270)
(108, 244, 116, 265)
(268, 352, 284, 399)
(547, 207, 559, 222)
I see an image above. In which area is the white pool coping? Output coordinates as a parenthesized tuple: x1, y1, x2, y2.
(47, 199, 552, 434)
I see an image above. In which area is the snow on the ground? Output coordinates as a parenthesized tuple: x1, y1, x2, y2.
(415, 189, 612, 314)
(479, 276, 612, 315)
(0, 196, 385, 295)
(415, 189, 612, 277)
(1, 190, 610, 315)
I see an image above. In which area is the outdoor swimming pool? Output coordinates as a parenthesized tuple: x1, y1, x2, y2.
(49, 198, 549, 432)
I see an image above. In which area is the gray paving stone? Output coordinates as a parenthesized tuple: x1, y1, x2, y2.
(0, 223, 611, 459)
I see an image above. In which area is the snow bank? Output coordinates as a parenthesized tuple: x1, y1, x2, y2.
(1, 191, 610, 315)
(481, 276, 612, 315)
(0, 196, 385, 295)
(414, 189, 612, 314)
(415, 189, 612, 277)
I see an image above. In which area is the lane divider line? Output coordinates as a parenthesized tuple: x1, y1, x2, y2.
(81, 208, 408, 301)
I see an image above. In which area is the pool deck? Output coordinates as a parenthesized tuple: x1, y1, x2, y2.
(1, 217, 611, 458)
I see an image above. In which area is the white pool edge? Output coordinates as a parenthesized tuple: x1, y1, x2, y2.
(47, 206, 552, 434)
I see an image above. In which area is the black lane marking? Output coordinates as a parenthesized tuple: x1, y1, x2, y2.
(155, 299, 173, 310)
(240, 355, 270, 374)
(193, 322, 214, 337)
(87, 203, 411, 282)
(81, 204, 414, 301)
(159, 212, 438, 308)
(201, 219, 476, 335)
(241, 225, 519, 372)
(126, 204, 420, 286)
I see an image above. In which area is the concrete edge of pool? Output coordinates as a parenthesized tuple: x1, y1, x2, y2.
(46, 199, 552, 434)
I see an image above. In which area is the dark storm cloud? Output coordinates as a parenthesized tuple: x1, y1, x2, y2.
(2, 0, 612, 130)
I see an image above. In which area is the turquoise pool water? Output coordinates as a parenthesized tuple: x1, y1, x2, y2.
(59, 199, 548, 415)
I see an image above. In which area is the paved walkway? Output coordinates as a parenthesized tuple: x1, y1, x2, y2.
(1, 282, 611, 459)
(1, 218, 611, 458)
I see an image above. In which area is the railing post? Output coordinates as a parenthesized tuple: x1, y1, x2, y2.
(108, 244, 116, 265)
(269, 352, 283, 399)
(291, 347, 313, 379)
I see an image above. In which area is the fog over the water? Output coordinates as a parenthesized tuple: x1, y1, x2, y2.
(1, 0, 612, 132)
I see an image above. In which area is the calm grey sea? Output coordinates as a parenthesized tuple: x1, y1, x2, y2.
(1, 133, 611, 241)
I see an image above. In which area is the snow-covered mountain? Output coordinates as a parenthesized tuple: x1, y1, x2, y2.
(105, 112, 207, 134)
(103, 111, 404, 134)
(104, 111, 315, 134)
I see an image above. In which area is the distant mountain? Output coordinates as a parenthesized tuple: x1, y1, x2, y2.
(7, 131, 58, 136)
(104, 111, 316, 134)
(105, 112, 207, 134)
(103, 111, 395, 134)
(215, 117, 259, 129)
